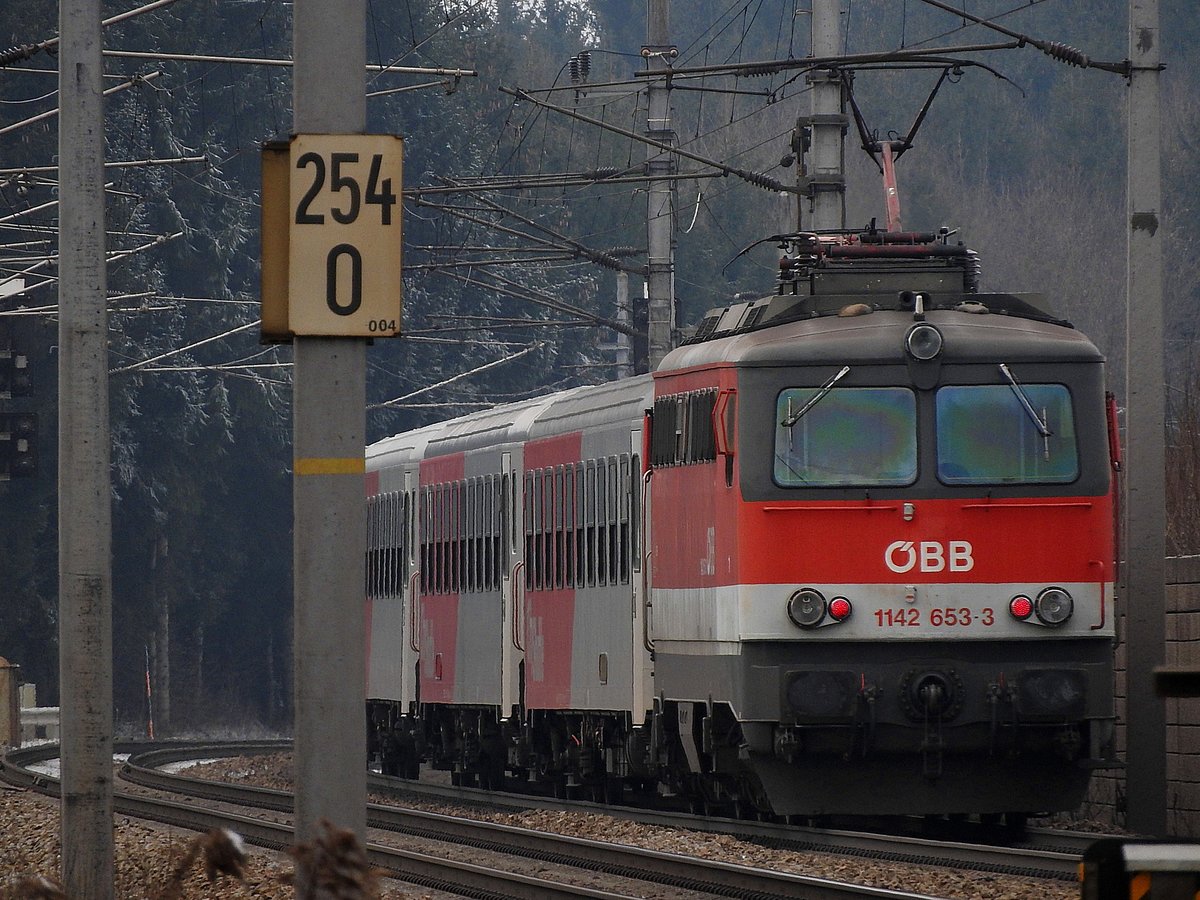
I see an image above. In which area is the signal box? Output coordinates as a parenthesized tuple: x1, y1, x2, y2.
(0, 413, 37, 478)
(0, 351, 30, 398)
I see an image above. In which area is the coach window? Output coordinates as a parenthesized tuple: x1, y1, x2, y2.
(501, 472, 512, 562)
(430, 485, 440, 594)
(444, 483, 452, 593)
(426, 485, 435, 594)
(542, 468, 552, 589)
(619, 456, 631, 583)
(630, 454, 641, 571)
(463, 480, 472, 591)
(444, 483, 452, 594)
(532, 471, 543, 590)
(674, 397, 687, 462)
(595, 458, 608, 586)
(417, 488, 427, 593)
(523, 473, 535, 590)
(469, 478, 479, 593)
(545, 468, 555, 589)
(434, 483, 443, 594)
(774, 387, 917, 487)
(406, 490, 415, 570)
(550, 468, 560, 588)
(936, 384, 1078, 485)
(459, 481, 469, 593)
(585, 462, 597, 586)
(482, 476, 492, 591)
(607, 458, 619, 584)
(427, 486, 436, 593)
(381, 494, 391, 600)
(474, 478, 484, 591)
(435, 485, 444, 592)
(463, 480, 473, 593)
(365, 496, 377, 599)
(454, 481, 463, 594)
(563, 465, 575, 588)
(574, 464, 586, 587)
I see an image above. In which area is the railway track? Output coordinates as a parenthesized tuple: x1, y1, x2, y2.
(2, 742, 1095, 898)
(361, 769, 1088, 882)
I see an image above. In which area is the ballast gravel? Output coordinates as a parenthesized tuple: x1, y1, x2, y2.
(0, 752, 1108, 899)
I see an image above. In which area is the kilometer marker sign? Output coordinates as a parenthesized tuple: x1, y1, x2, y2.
(265, 133, 403, 338)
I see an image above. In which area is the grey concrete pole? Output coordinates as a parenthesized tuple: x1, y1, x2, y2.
(58, 0, 115, 893)
(644, 0, 675, 370)
(807, 0, 845, 232)
(1124, 0, 1167, 838)
(616, 272, 633, 378)
(292, 0, 369, 848)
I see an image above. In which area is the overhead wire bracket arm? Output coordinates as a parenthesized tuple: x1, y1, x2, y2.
(498, 86, 797, 195)
(633, 42, 1022, 80)
(914, 0, 1132, 75)
(462, 188, 648, 276)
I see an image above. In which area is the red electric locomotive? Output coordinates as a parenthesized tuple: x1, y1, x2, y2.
(365, 227, 1118, 823)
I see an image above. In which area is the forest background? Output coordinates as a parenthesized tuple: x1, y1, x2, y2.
(0, 0, 1196, 733)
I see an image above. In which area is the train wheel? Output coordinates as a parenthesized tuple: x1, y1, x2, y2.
(1003, 812, 1028, 839)
(603, 777, 625, 805)
(479, 755, 505, 791)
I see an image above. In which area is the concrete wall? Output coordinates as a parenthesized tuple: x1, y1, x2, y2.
(1083, 555, 1200, 836)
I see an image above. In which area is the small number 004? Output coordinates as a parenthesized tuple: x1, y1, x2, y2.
(368, 319, 397, 332)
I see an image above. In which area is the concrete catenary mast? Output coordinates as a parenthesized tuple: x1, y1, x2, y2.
(291, 0, 369, 854)
(1123, 0, 1167, 838)
(804, 0, 847, 232)
(57, 0, 115, 892)
(644, 0, 676, 370)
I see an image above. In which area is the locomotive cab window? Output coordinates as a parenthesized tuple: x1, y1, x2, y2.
(774, 387, 917, 487)
(935, 383, 1079, 484)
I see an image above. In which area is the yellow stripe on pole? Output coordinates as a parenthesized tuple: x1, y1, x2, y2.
(294, 457, 365, 476)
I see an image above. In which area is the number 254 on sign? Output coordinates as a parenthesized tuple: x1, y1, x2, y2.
(260, 133, 403, 340)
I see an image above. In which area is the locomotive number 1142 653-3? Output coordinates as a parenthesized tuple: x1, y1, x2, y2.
(874, 607, 996, 628)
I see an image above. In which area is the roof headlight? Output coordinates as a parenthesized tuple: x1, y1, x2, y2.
(787, 588, 827, 628)
(1035, 587, 1074, 625)
(905, 323, 944, 361)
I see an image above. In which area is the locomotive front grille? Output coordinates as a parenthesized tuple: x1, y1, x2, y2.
(784, 670, 858, 721)
(1014, 668, 1087, 719)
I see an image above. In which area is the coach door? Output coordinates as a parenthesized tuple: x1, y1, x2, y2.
(500, 451, 523, 718)
(630, 427, 654, 719)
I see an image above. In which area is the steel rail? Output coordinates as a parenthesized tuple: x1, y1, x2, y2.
(362, 771, 1083, 882)
(117, 750, 911, 899)
(1, 743, 647, 899)
(5, 742, 1085, 883)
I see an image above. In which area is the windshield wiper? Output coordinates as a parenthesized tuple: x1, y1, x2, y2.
(781, 365, 851, 428)
(998, 363, 1054, 461)
(998, 364, 1052, 437)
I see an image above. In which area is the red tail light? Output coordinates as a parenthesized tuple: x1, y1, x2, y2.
(829, 597, 853, 621)
(1009, 595, 1034, 620)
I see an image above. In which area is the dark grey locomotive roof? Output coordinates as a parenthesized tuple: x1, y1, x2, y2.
(660, 308, 1104, 372)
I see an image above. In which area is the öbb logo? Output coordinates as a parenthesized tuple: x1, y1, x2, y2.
(885, 540, 974, 573)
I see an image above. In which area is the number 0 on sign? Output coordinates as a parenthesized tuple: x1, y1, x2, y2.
(287, 134, 403, 336)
